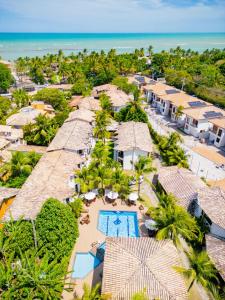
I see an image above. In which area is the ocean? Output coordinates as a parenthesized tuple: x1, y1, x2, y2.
(0, 32, 225, 61)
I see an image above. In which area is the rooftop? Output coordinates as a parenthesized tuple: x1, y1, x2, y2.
(115, 121, 152, 152)
(105, 89, 130, 108)
(66, 108, 95, 124)
(69, 96, 83, 108)
(0, 138, 10, 150)
(183, 105, 225, 121)
(209, 117, 225, 130)
(0, 125, 23, 139)
(198, 187, 225, 229)
(8, 144, 47, 154)
(158, 166, 206, 209)
(78, 97, 101, 111)
(6, 107, 43, 127)
(48, 119, 92, 152)
(102, 237, 188, 300)
(3, 149, 84, 220)
(0, 187, 19, 206)
(206, 235, 225, 281)
(92, 84, 118, 94)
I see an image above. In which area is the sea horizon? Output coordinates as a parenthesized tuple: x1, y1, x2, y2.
(1, 32, 225, 61)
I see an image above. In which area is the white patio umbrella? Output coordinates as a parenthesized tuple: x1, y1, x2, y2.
(84, 192, 96, 201)
(107, 191, 118, 200)
(144, 219, 157, 231)
(128, 192, 138, 202)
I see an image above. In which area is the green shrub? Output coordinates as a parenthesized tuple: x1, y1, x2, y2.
(69, 198, 83, 218)
(36, 198, 78, 260)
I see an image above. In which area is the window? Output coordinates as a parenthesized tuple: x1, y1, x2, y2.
(216, 137, 220, 143)
(192, 119, 198, 127)
(218, 129, 223, 137)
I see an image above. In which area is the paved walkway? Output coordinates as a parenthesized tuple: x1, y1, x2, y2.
(146, 108, 225, 180)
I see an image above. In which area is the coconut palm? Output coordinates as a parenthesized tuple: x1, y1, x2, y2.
(75, 167, 94, 194)
(134, 156, 156, 197)
(74, 283, 110, 300)
(149, 203, 200, 247)
(12, 89, 29, 108)
(110, 166, 131, 200)
(94, 110, 110, 144)
(174, 250, 219, 292)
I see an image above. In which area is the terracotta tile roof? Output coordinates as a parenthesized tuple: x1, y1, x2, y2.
(115, 121, 152, 152)
(198, 187, 225, 229)
(206, 235, 225, 281)
(78, 97, 101, 111)
(102, 237, 188, 300)
(158, 166, 206, 209)
(3, 149, 84, 220)
(66, 108, 95, 124)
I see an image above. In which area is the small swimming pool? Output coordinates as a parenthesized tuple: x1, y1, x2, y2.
(72, 252, 101, 278)
(98, 210, 139, 237)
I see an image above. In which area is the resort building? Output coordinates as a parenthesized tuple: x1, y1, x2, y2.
(182, 105, 225, 138)
(157, 166, 206, 211)
(66, 108, 95, 124)
(194, 187, 225, 239)
(102, 237, 188, 299)
(2, 112, 95, 221)
(144, 81, 211, 123)
(69, 96, 83, 108)
(0, 187, 19, 220)
(205, 235, 225, 282)
(209, 117, 225, 148)
(0, 125, 24, 145)
(47, 83, 73, 91)
(6, 102, 55, 128)
(78, 96, 101, 111)
(48, 119, 93, 158)
(92, 84, 130, 112)
(114, 121, 152, 170)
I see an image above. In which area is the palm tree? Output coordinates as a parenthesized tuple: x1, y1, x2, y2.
(149, 203, 201, 247)
(12, 89, 29, 108)
(110, 165, 131, 200)
(75, 167, 94, 194)
(174, 250, 219, 292)
(175, 105, 184, 120)
(134, 156, 156, 197)
(94, 111, 110, 144)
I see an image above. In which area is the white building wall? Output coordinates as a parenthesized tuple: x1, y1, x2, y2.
(184, 118, 211, 138)
(210, 128, 225, 148)
(114, 149, 149, 170)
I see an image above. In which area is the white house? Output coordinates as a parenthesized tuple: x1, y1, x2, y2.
(194, 187, 225, 239)
(114, 121, 152, 170)
(209, 117, 225, 148)
(0, 125, 24, 146)
(182, 106, 225, 138)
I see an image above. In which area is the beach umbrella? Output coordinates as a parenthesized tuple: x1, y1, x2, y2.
(107, 191, 118, 200)
(128, 192, 138, 202)
(84, 192, 96, 201)
(144, 219, 157, 231)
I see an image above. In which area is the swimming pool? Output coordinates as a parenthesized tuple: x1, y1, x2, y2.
(98, 210, 139, 237)
(72, 252, 101, 278)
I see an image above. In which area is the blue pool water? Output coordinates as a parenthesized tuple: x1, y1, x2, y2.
(98, 210, 139, 237)
(72, 252, 101, 278)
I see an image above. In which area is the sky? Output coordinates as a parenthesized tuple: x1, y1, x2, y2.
(0, 0, 225, 33)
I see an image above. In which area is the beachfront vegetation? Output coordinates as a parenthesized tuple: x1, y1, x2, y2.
(0, 151, 41, 188)
(175, 250, 220, 293)
(0, 63, 14, 92)
(12, 89, 29, 108)
(36, 198, 79, 260)
(0, 197, 81, 298)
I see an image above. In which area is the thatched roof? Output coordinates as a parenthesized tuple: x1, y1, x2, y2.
(114, 121, 152, 152)
(3, 149, 84, 220)
(158, 166, 206, 209)
(78, 97, 101, 111)
(8, 144, 47, 154)
(92, 84, 118, 95)
(102, 237, 188, 300)
(198, 187, 225, 229)
(66, 108, 95, 124)
(0, 187, 19, 206)
(6, 107, 42, 127)
(206, 235, 225, 281)
(48, 119, 92, 152)
(69, 96, 83, 108)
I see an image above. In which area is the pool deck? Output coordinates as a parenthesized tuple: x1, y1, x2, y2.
(62, 198, 149, 299)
